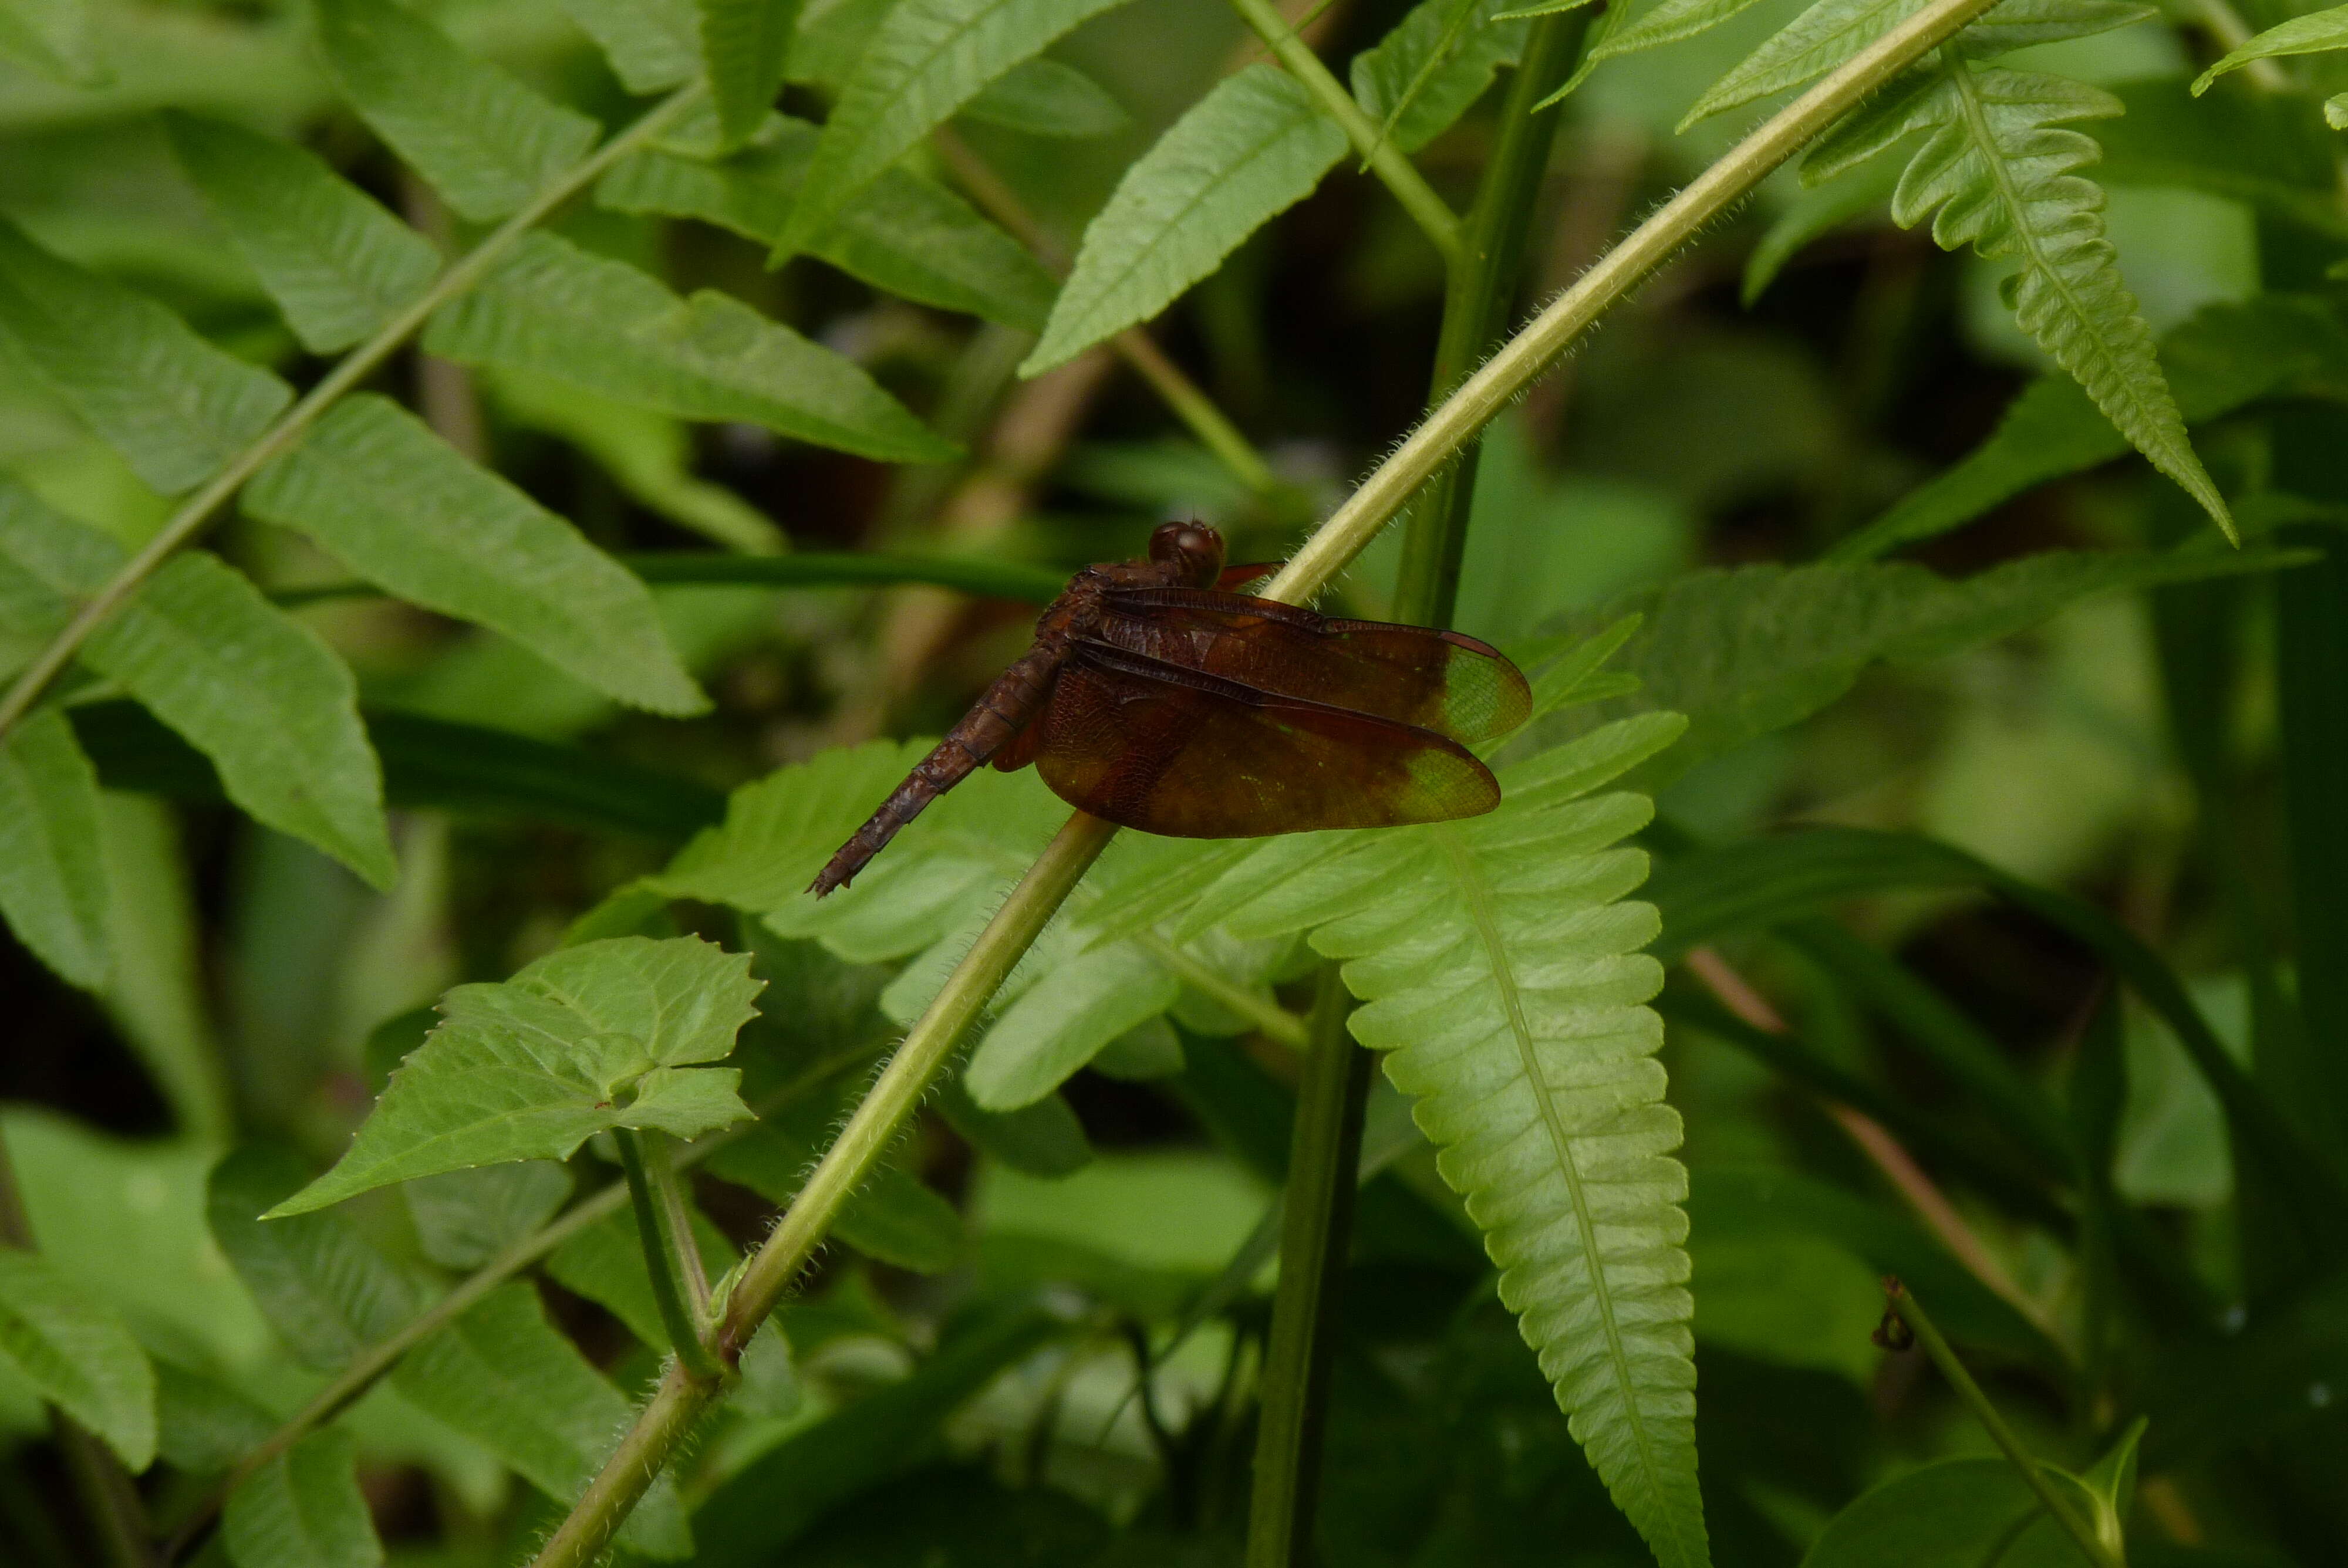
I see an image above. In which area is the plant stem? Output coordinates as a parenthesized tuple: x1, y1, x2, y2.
(528, 811, 1121, 1568)
(0, 85, 706, 746)
(1886, 1280, 2123, 1568)
(1262, 0, 2011, 609)
(1224, 0, 1463, 265)
(1395, 9, 1593, 626)
(929, 130, 1281, 495)
(1244, 968, 1365, 1568)
(615, 1129, 723, 1381)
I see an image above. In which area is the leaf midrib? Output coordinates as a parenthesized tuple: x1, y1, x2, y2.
(1435, 825, 1692, 1562)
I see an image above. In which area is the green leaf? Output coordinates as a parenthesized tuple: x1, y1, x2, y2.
(1955, 0, 2152, 58)
(0, 1245, 156, 1470)
(402, 1161, 573, 1270)
(1553, 546, 2296, 790)
(154, 1361, 276, 1475)
(0, 215, 292, 495)
(599, 113, 1058, 329)
(206, 1144, 429, 1372)
(423, 232, 954, 461)
(93, 793, 234, 1143)
(1834, 295, 2348, 560)
(0, 0, 104, 85)
(774, 0, 1138, 254)
(314, 0, 602, 222)
(559, 0, 702, 92)
(545, 1204, 735, 1350)
(1806, 1457, 2095, 1566)
(690, 1302, 1061, 1561)
(0, 705, 107, 989)
(222, 1428, 383, 1568)
(966, 940, 1179, 1110)
(932, 1074, 1094, 1177)
(1803, 56, 2232, 541)
(163, 112, 441, 354)
(483, 368, 785, 552)
(959, 56, 1129, 137)
(1740, 156, 1898, 307)
(91, 553, 395, 887)
(268, 936, 763, 1215)
(701, 0, 804, 147)
(831, 1165, 965, 1272)
(244, 394, 709, 715)
(1547, 0, 1771, 106)
(1172, 712, 1709, 1568)
(1022, 63, 1344, 376)
(1352, 0, 1529, 153)
(390, 1282, 692, 1558)
(2193, 3, 2348, 95)
(2097, 78, 2348, 240)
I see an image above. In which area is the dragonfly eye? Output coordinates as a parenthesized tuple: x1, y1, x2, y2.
(1149, 521, 1225, 586)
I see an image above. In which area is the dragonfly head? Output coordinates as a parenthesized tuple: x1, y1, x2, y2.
(1149, 521, 1226, 588)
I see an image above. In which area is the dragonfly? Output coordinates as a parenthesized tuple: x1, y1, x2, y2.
(809, 522, 1531, 896)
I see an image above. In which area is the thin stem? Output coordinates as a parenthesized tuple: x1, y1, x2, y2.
(1224, 0, 1463, 265)
(1244, 968, 1365, 1568)
(528, 812, 1121, 1568)
(1262, 0, 2010, 608)
(1887, 1280, 2123, 1568)
(1394, 10, 1593, 626)
(0, 85, 706, 746)
(930, 130, 1280, 495)
(615, 1130, 723, 1381)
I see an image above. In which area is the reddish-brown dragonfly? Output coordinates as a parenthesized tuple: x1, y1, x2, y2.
(810, 522, 1531, 895)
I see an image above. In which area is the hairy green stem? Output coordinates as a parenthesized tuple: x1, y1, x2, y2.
(0, 85, 706, 746)
(528, 812, 1120, 1568)
(1394, 11, 1591, 626)
(1224, 0, 1463, 264)
(1262, 0, 2010, 607)
(1887, 1280, 2122, 1568)
(1243, 968, 1365, 1568)
(616, 1129, 723, 1381)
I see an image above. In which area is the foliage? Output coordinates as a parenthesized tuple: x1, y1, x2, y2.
(0, 0, 2341, 1566)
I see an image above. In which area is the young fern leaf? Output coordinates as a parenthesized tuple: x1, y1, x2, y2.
(1803, 52, 2234, 539)
(1173, 707, 1707, 1568)
(2193, 4, 2348, 97)
(1534, 0, 1772, 108)
(1355, 0, 1538, 153)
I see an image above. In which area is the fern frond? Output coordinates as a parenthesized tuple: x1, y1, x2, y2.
(1803, 53, 2233, 538)
(1176, 709, 1706, 1568)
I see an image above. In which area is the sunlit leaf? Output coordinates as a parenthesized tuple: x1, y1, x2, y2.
(959, 56, 1128, 137)
(2193, 3, 2348, 96)
(268, 937, 762, 1215)
(600, 112, 1058, 329)
(775, 0, 1138, 254)
(700, 0, 803, 146)
(1023, 63, 1345, 375)
(559, 0, 702, 92)
(1168, 709, 1708, 1568)
(315, 0, 601, 222)
(424, 232, 955, 461)
(1352, 0, 1530, 153)
(245, 394, 709, 715)
(0, 215, 291, 494)
(0, 1245, 155, 1470)
(163, 111, 441, 353)
(1802, 55, 2231, 539)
